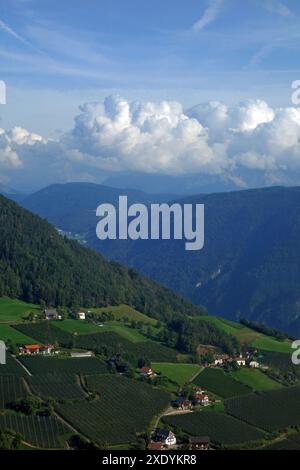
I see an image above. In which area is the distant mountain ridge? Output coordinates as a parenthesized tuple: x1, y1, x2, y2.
(89, 185, 300, 336)
(17, 183, 300, 335)
(21, 182, 178, 234)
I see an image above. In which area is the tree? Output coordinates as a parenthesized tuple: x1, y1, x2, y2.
(0, 429, 22, 450)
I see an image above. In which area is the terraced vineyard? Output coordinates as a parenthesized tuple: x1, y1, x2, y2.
(261, 439, 300, 450)
(29, 373, 86, 401)
(0, 375, 27, 407)
(194, 368, 251, 398)
(0, 354, 25, 376)
(14, 322, 178, 362)
(13, 322, 72, 346)
(226, 386, 300, 431)
(59, 374, 170, 445)
(164, 412, 265, 446)
(19, 356, 107, 375)
(0, 413, 70, 448)
(75, 332, 179, 362)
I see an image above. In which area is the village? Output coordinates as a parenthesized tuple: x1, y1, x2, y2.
(0, 306, 270, 452)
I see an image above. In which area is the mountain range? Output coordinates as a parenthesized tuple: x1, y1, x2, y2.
(0, 194, 204, 322)
(18, 182, 300, 336)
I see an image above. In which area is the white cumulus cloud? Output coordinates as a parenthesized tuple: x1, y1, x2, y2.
(2, 95, 300, 189)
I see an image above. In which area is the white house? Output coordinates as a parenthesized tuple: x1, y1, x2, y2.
(0, 341, 6, 365)
(77, 312, 86, 320)
(249, 360, 260, 368)
(235, 357, 246, 366)
(156, 429, 176, 447)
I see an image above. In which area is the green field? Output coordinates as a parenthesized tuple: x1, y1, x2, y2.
(90, 304, 157, 325)
(152, 363, 201, 386)
(164, 412, 265, 445)
(199, 316, 291, 352)
(0, 297, 40, 322)
(199, 316, 260, 343)
(0, 323, 37, 345)
(59, 374, 170, 445)
(226, 385, 300, 431)
(251, 336, 292, 354)
(194, 368, 251, 398)
(229, 368, 282, 391)
(98, 322, 150, 343)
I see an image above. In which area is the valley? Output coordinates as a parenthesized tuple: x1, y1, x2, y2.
(0, 296, 299, 450)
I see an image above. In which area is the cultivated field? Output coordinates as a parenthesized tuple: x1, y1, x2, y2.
(0, 323, 37, 345)
(260, 439, 300, 450)
(19, 356, 108, 375)
(90, 304, 157, 325)
(194, 368, 251, 398)
(229, 368, 282, 391)
(0, 297, 40, 323)
(75, 332, 179, 362)
(164, 411, 265, 445)
(53, 320, 102, 335)
(0, 353, 25, 376)
(226, 386, 300, 431)
(0, 412, 70, 448)
(199, 315, 291, 351)
(0, 375, 27, 407)
(59, 374, 170, 445)
(152, 363, 201, 386)
(29, 373, 86, 400)
(14, 322, 72, 346)
(251, 336, 292, 354)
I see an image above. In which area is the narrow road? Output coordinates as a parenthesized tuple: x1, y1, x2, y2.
(189, 366, 204, 384)
(13, 355, 32, 376)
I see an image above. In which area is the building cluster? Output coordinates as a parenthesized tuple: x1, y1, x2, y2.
(173, 386, 210, 410)
(148, 429, 210, 451)
(18, 344, 55, 355)
(44, 308, 86, 321)
(213, 350, 261, 368)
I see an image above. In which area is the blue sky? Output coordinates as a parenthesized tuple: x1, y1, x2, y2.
(1, 0, 300, 192)
(1, 0, 300, 133)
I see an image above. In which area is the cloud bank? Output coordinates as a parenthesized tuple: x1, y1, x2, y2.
(2, 94, 300, 189)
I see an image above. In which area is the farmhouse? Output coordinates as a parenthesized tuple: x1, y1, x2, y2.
(21, 344, 41, 355)
(196, 393, 210, 406)
(189, 436, 210, 450)
(213, 354, 229, 366)
(19, 344, 55, 355)
(147, 442, 165, 451)
(249, 360, 260, 368)
(44, 308, 61, 320)
(173, 397, 192, 410)
(76, 311, 86, 320)
(235, 356, 246, 367)
(0, 340, 6, 365)
(140, 367, 156, 378)
(155, 429, 176, 447)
